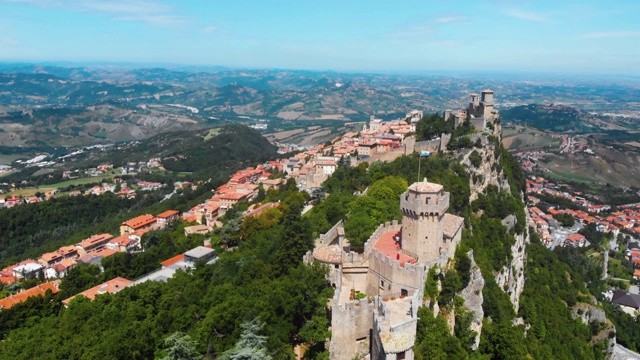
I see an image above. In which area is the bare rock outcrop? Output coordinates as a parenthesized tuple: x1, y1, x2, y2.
(460, 250, 485, 350)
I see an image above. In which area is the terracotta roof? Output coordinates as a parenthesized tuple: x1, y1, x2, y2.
(161, 254, 184, 267)
(0, 275, 17, 285)
(156, 210, 179, 219)
(374, 230, 416, 266)
(40, 251, 63, 262)
(443, 214, 464, 239)
(59, 258, 76, 269)
(566, 234, 586, 242)
(204, 202, 221, 213)
(244, 202, 280, 218)
(76, 233, 114, 249)
(408, 180, 443, 193)
(63, 277, 131, 305)
(0, 281, 60, 310)
(122, 214, 156, 229)
(220, 192, 250, 201)
(94, 248, 118, 258)
(58, 246, 78, 257)
(312, 245, 342, 264)
(109, 234, 131, 246)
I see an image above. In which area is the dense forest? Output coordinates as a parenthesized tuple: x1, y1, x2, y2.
(0, 181, 332, 359)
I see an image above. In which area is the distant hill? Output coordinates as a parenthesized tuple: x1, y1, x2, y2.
(3, 66, 640, 151)
(500, 103, 640, 133)
(500, 104, 595, 133)
(86, 124, 278, 179)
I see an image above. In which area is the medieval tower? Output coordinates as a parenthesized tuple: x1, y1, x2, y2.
(399, 180, 451, 264)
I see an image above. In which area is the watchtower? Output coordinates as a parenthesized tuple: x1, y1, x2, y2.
(480, 89, 494, 118)
(399, 179, 450, 264)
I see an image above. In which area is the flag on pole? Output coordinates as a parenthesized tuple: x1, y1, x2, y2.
(420, 150, 430, 157)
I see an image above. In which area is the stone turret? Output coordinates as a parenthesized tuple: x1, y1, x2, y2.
(400, 179, 450, 264)
(480, 89, 494, 119)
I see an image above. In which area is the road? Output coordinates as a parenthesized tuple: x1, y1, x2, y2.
(603, 248, 609, 280)
(549, 222, 584, 250)
(161, 189, 177, 202)
(612, 344, 640, 360)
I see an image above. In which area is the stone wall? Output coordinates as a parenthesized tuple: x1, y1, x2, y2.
(363, 221, 403, 258)
(314, 220, 344, 248)
(413, 139, 441, 154)
(366, 249, 425, 297)
(330, 290, 376, 360)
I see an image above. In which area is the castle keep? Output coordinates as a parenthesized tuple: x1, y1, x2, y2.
(305, 179, 464, 360)
(446, 89, 496, 131)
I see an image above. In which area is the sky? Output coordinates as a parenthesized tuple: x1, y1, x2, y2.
(1, 0, 640, 75)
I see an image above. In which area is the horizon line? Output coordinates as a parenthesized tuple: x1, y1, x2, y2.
(1, 60, 640, 80)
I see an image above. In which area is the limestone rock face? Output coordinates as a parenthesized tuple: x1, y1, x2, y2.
(572, 303, 607, 325)
(494, 230, 528, 312)
(460, 251, 485, 350)
(462, 139, 527, 312)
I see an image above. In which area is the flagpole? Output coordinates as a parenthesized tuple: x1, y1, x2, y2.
(418, 154, 421, 183)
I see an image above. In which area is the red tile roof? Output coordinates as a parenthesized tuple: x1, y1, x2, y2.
(76, 233, 114, 250)
(122, 214, 156, 229)
(0, 281, 60, 310)
(157, 210, 179, 219)
(161, 254, 185, 267)
(373, 230, 417, 267)
(566, 234, 586, 242)
(62, 277, 131, 305)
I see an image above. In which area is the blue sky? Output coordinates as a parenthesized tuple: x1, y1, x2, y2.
(1, 0, 639, 75)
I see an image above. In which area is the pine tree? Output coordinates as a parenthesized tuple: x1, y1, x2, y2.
(161, 332, 202, 360)
(220, 318, 272, 360)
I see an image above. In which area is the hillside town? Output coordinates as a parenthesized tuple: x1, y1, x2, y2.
(0, 106, 436, 312)
(525, 175, 640, 245)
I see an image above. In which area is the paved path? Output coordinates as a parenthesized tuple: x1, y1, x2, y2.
(302, 204, 314, 215)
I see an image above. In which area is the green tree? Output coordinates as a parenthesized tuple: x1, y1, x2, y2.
(161, 332, 202, 360)
(59, 262, 102, 298)
(220, 318, 272, 360)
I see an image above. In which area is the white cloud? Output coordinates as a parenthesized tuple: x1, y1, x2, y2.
(504, 9, 549, 23)
(202, 25, 220, 33)
(384, 25, 434, 39)
(0, 0, 185, 26)
(433, 15, 468, 24)
(577, 31, 640, 39)
(0, 38, 19, 47)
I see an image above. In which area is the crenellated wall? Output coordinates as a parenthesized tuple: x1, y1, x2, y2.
(366, 248, 425, 297)
(314, 220, 344, 248)
(363, 221, 402, 258)
(330, 289, 377, 360)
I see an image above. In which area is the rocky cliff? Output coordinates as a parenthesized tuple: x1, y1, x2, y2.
(459, 121, 529, 312)
(460, 251, 485, 350)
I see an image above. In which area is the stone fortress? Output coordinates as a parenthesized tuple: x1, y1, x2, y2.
(305, 179, 464, 360)
(444, 89, 496, 132)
